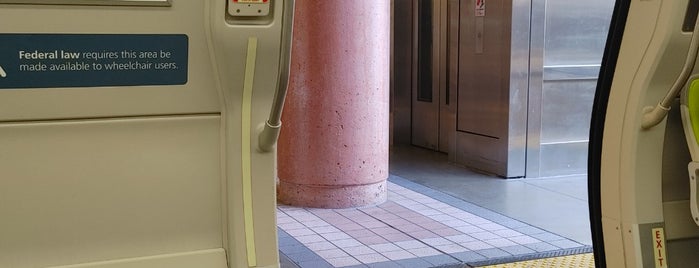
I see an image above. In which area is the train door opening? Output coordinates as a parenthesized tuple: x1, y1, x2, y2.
(591, 0, 699, 266)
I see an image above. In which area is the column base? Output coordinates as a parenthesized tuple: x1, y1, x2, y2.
(277, 180, 387, 209)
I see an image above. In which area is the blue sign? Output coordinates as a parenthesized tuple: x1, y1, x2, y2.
(0, 34, 188, 89)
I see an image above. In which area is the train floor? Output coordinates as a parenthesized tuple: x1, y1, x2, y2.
(279, 145, 592, 268)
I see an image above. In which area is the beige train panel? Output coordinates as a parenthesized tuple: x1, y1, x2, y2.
(0, 116, 222, 267)
(207, 0, 286, 266)
(0, 1, 220, 121)
(51, 249, 227, 268)
(600, 0, 699, 266)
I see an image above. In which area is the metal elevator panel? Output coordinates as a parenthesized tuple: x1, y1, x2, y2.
(454, 0, 511, 175)
(526, 0, 615, 177)
(456, 0, 508, 139)
(453, 0, 529, 178)
(441, 0, 459, 154)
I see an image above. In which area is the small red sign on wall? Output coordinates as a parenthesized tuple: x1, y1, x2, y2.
(475, 0, 486, 17)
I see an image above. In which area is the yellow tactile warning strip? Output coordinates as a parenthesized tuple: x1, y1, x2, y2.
(478, 253, 594, 268)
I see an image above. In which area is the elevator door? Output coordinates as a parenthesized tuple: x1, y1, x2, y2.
(411, 0, 440, 151)
(411, 0, 451, 152)
(0, 1, 292, 267)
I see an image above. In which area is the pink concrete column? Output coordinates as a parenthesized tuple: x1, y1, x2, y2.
(277, 0, 390, 208)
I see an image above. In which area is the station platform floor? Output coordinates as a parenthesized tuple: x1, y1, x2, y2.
(279, 146, 592, 268)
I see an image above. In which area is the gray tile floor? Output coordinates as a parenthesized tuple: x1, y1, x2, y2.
(278, 176, 587, 267)
(279, 145, 592, 267)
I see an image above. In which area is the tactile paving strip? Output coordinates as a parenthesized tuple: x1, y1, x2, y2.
(477, 253, 594, 268)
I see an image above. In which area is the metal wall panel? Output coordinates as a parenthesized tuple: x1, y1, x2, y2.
(506, 0, 531, 177)
(444, 0, 460, 159)
(438, 0, 452, 153)
(544, 0, 615, 66)
(454, 0, 511, 176)
(526, 0, 546, 178)
(527, 0, 614, 177)
(454, 0, 528, 178)
(541, 80, 597, 143)
(456, 0, 509, 138)
(539, 141, 588, 177)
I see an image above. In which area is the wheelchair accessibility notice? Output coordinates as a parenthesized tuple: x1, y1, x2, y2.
(0, 34, 188, 89)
